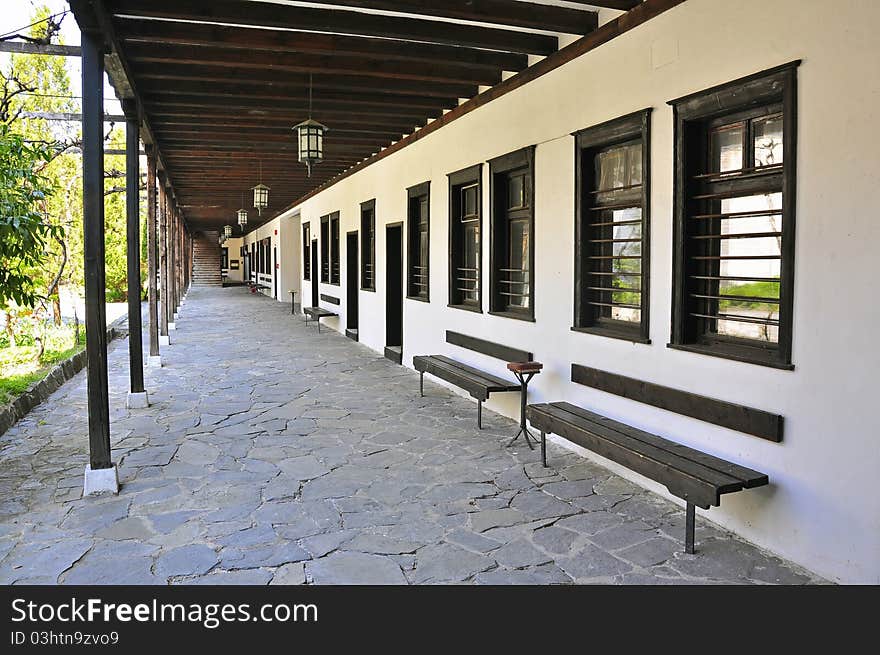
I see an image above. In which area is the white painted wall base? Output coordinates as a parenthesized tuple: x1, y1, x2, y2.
(126, 391, 150, 409)
(146, 355, 163, 368)
(159, 335, 170, 346)
(83, 463, 119, 496)
(168, 322, 176, 331)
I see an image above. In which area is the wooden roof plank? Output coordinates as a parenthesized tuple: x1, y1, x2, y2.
(108, 0, 559, 54)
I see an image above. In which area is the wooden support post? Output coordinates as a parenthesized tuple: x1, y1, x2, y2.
(168, 207, 175, 319)
(80, 29, 115, 489)
(158, 177, 169, 338)
(146, 146, 160, 359)
(124, 103, 145, 395)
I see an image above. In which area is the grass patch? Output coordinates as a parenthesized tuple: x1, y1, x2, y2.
(0, 325, 86, 406)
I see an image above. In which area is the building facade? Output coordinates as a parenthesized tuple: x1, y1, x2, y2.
(240, 0, 880, 583)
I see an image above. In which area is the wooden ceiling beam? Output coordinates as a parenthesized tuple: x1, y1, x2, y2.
(563, 1, 641, 10)
(132, 65, 476, 99)
(155, 127, 403, 141)
(155, 131, 392, 146)
(144, 99, 438, 123)
(290, 1, 597, 34)
(108, 0, 558, 55)
(123, 43, 501, 86)
(115, 18, 528, 71)
(153, 119, 420, 134)
(138, 80, 457, 111)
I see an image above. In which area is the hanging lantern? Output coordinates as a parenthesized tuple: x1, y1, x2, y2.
(252, 184, 270, 214)
(218, 234, 225, 245)
(252, 160, 269, 214)
(292, 74, 327, 177)
(293, 119, 327, 178)
(237, 207, 248, 227)
(224, 224, 233, 238)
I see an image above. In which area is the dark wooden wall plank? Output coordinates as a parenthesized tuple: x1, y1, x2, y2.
(570, 364, 783, 442)
(446, 330, 532, 363)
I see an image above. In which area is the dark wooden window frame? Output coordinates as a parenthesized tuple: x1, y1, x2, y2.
(330, 211, 340, 286)
(320, 214, 330, 283)
(360, 199, 376, 292)
(406, 181, 431, 302)
(669, 61, 799, 370)
(573, 108, 652, 344)
(489, 145, 536, 322)
(302, 222, 311, 280)
(447, 163, 483, 313)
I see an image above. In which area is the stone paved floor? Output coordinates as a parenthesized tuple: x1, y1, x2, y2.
(0, 287, 823, 585)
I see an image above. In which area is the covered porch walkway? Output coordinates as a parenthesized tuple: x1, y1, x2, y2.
(0, 288, 819, 584)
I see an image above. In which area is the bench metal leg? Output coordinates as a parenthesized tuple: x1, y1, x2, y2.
(685, 502, 696, 554)
(477, 400, 482, 429)
(316, 318, 321, 333)
(541, 431, 547, 468)
(419, 372, 424, 397)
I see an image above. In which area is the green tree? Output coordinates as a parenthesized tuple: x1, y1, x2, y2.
(0, 124, 60, 309)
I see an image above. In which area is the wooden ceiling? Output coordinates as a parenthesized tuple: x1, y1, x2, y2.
(70, 1, 645, 230)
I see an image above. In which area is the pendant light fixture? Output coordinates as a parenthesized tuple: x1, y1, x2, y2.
(293, 73, 327, 177)
(223, 224, 233, 239)
(237, 191, 248, 228)
(252, 160, 269, 215)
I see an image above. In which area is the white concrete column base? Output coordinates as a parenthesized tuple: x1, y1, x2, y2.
(126, 391, 150, 408)
(83, 463, 119, 496)
(168, 322, 176, 331)
(174, 311, 179, 320)
(159, 334, 171, 346)
(146, 355, 163, 368)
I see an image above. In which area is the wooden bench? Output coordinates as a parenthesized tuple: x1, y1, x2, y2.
(413, 331, 532, 429)
(248, 281, 271, 295)
(413, 356, 520, 429)
(527, 401, 769, 553)
(303, 307, 337, 332)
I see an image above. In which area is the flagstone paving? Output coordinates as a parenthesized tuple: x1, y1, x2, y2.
(0, 287, 825, 585)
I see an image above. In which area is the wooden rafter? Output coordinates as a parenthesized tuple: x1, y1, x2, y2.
(115, 18, 529, 71)
(108, 0, 559, 55)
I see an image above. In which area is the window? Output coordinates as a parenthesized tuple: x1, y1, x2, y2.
(360, 199, 375, 291)
(669, 61, 798, 369)
(574, 109, 651, 342)
(221, 247, 228, 271)
(303, 223, 310, 280)
(406, 181, 430, 301)
(330, 212, 340, 285)
(489, 147, 535, 320)
(320, 214, 329, 283)
(448, 164, 482, 311)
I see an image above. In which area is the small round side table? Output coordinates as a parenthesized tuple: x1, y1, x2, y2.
(506, 361, 543, 450)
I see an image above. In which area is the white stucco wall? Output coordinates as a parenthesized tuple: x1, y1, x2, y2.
(242, 214, 299, 301)
(262, 0, 880, 583)
(223, 237, 244, 283)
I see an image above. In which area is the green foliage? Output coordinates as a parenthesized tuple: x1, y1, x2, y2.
(0, 321, 85, 405)
(0, 124, 61, 307)
(719, 281, 780, 311)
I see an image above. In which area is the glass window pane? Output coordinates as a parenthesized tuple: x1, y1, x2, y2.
(507, 219, 529, 308)
(628, 143, 643, 186)
(508, 174, 524, 209)
(754, 114, 783, 167)
(711, 192, 783, 343)
(595, 142, 641, 204)
(462, 185, 478, 219)
(711, 123, 744, 173)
